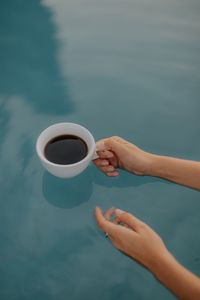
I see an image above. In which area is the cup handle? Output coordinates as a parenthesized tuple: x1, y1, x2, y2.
(92, 151, 99, 160)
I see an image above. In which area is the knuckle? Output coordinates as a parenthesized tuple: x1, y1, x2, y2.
(138, 222, 146, 230)
(111, 135, 120, 141)
(124, 212, 132, 219)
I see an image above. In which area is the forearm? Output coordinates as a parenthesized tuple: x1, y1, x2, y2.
(148, 155, 200, 190)
(151, 252, 200, 300)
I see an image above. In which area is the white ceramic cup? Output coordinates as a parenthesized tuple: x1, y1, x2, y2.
(36, 122, 98, 178)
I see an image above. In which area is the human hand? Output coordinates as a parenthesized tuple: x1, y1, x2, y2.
(95, 207, 170, 271)
(93, 136, 154, 177)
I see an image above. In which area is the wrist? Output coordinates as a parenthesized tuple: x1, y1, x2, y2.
(149, 249, 200, 299)
(145, 153, 164, 177)
(149, 250, 178, 279)
(140, 153, 161, 176)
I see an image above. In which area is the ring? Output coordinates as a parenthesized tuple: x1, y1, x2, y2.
(105, 232, 109, 238)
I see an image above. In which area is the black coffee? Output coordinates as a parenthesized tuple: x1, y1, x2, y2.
(44, 135, 88, 165)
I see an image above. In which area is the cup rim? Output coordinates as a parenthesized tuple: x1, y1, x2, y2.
(36, 122, 96, 168)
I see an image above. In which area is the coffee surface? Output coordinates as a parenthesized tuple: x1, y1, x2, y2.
(44, 135, 88, 165)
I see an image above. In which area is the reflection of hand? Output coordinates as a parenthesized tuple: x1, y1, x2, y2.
(95, 207, 169, 271)
(94, 136, 154, 177)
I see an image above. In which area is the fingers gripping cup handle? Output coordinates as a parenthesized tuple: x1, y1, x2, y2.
(92, 151, 99, 160)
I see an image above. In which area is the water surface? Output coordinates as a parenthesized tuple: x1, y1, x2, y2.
(0, 1, 200, 299)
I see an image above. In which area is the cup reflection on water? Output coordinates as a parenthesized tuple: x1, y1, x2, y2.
(36, 123, 97, 178)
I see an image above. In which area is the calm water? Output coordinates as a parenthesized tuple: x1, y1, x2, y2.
(0, 1, 200, 299)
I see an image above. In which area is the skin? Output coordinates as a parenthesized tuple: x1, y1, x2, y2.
(94, 136, 200, 190)
(93, 136, 200, 300)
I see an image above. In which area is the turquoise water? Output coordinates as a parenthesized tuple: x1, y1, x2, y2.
(0, 0, 200, 299)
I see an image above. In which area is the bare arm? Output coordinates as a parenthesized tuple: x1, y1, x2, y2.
(150, 155, 200, 190)
(95, 207, 200, 300)
(153, 253, 200, 300)
(94, 136, 200, 190)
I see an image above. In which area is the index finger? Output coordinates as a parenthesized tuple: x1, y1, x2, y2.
(96, 140, 108, 152)
(115, 209, 144, 232)
(96, 140, 114, 159)
(95, 207, 117, 236)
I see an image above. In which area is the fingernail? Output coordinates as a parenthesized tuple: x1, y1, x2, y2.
(115, 209, 125, 216)
(108, 166, 114, 171)
(112, 171, 119, 176)
(101, 161, 109, 166)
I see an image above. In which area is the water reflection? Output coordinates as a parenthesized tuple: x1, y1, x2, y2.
(42, 168, 93, 208)
(42, 165, 165, 208)
(92, 167, 165, 189)
(0, 0, 74, 115)
(0, 100, 10, 156)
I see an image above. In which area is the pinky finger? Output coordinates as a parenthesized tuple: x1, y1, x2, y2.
(106, 171, 119, 177)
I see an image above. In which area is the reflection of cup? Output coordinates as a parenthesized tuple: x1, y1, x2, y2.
(36, 122, 97, 178)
